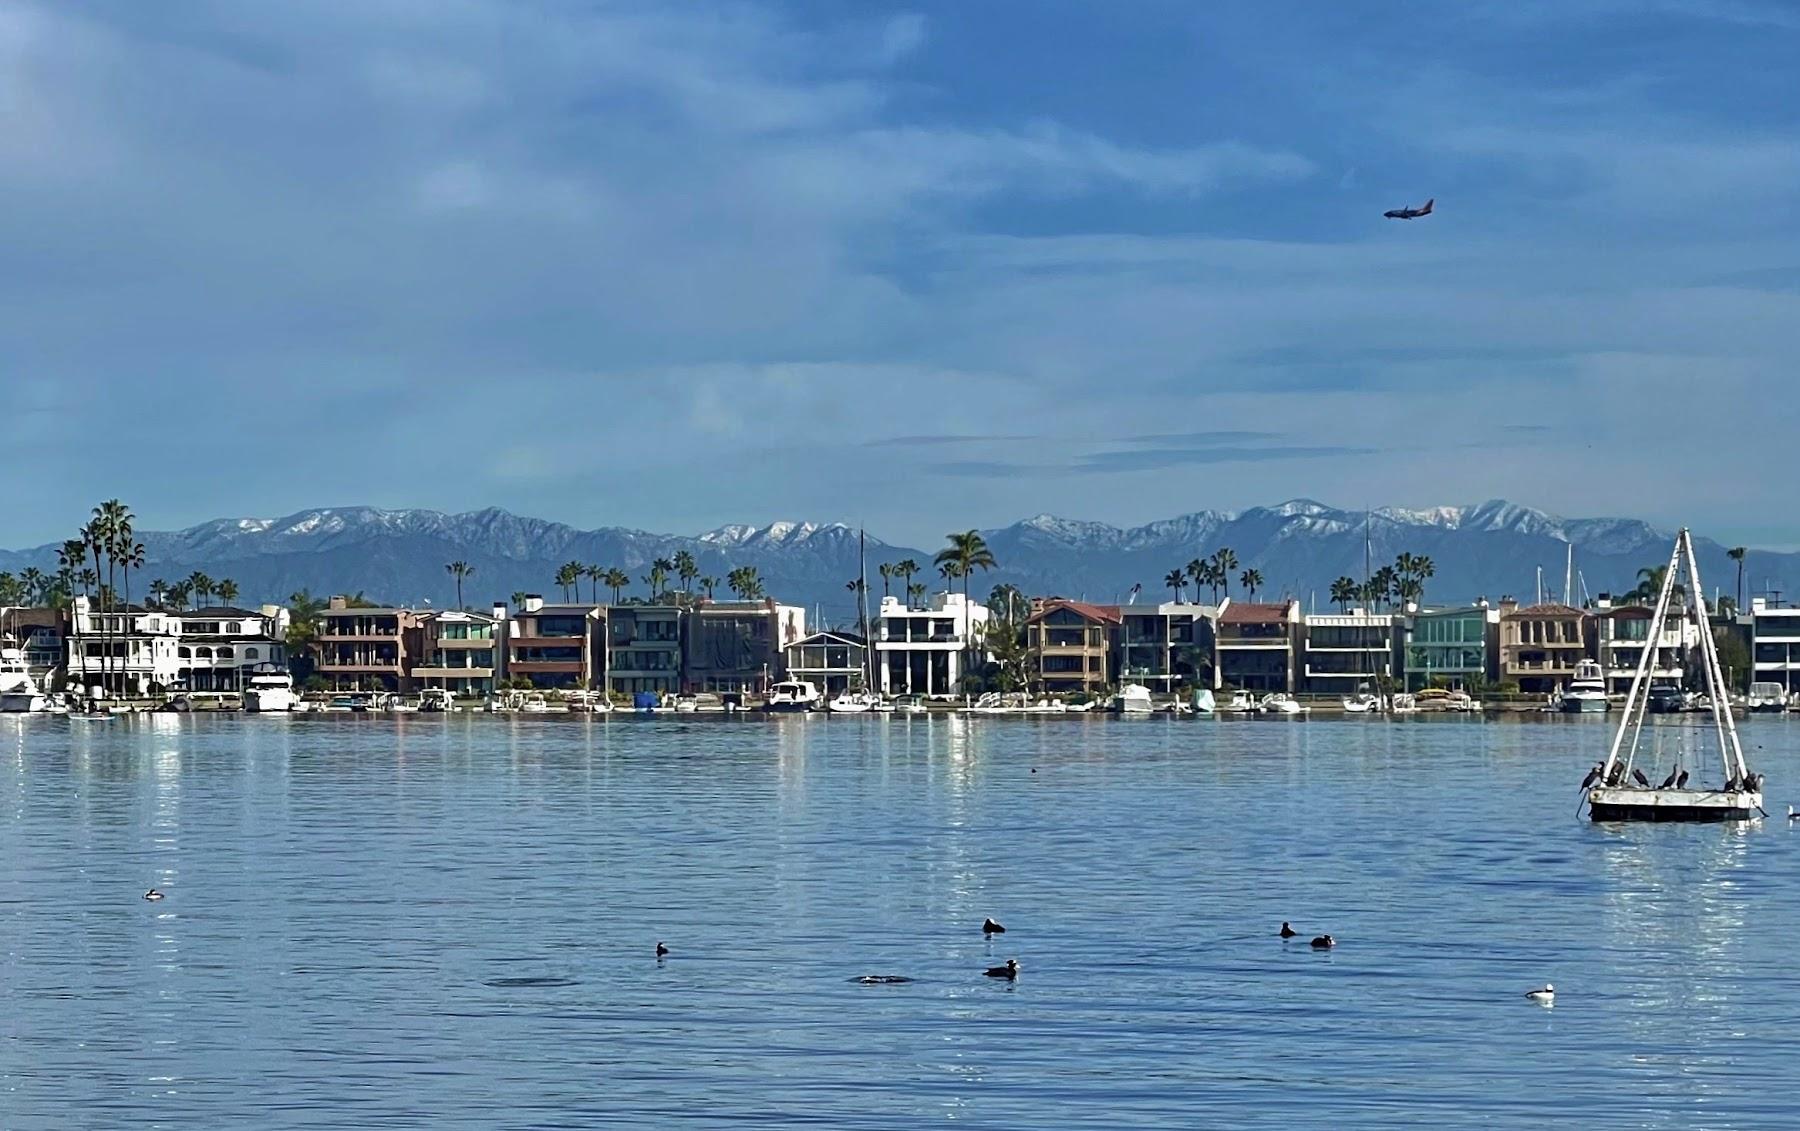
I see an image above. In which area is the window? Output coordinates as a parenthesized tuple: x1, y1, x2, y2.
(179, 646, 192, 658)
(245, 647, 259, 660)
(217, 647, 234, 659)
(227, 622, 241, 634)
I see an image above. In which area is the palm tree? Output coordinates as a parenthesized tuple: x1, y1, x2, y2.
(120, 541, 145, 616)
(1186, 558, 1213, 603)
(187, 571, 213, 611)
(555, 561, 582, 603)
(934, 530, 996, 664)
(988, 583, 1027, 625)
(1240, 568, 1263, 601)
(445, 561, 474, 608)
(1330, 576, 1357, 614)
(20, 567, 47, 606)
(604, 568, 630, 604)
(906, 581, 926, 608)
(1370, 565, 1398, 612)
(0, 573, 21, 607)
(585, 564, 604, 604)
(510, 591, 528, 611)
(728, 566, 764, 600)
(1164, 569, 1187, 602)
(166, 581, 192, 612)
(699, 576, 719, 600)
(878, 562, 894, 599)
(1728, 546, 1747, 610)
(216, 579, 239, 606)
(1410, 554, 1435, 607)
(645, 558, 672, 600)
(893, 559, 920, 607)
(673, 550, 698, 595)
(1212, 548, 1238, 601)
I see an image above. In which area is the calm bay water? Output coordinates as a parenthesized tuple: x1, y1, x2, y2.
(4, 711, 1800, 1129)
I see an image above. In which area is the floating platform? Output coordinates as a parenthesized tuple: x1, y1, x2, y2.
(1587, 787, 1762, 822)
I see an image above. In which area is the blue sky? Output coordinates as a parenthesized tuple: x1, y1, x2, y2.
(4, 0, 1798, 548)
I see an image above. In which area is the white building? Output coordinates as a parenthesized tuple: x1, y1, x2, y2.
(1594, 600, 1692, 694)
(65, 596, 183, 696)
(1301, 609, 1401, 693)
(173, 605, 291, 692)
(1747, 598, 1800, 694)
(873, 592, 989, 697)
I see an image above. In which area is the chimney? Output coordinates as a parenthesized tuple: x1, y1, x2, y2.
(524, 594, 544, 613)
(329, 595, 348, 611)
(492, 603, 507, 622)
(1499, 596, 1519, 616)
(1476, 596, 1489, 609)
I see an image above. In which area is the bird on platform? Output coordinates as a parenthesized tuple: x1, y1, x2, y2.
(1526, 984, 1555, 1003)
(982, 917, 1006, 935)
(655, 941, 669, 958)
(1658, 768, 1679, 790)
(143, 889, 164, 902)
(1280, 922, 1298, 938)
(985, 958, 1020, 980)
(1676, 770, 1690, 788)
(1311, 934, 1335, 949)
(1580, 764, 1603, 791)
(1632, 768, 1651, 788)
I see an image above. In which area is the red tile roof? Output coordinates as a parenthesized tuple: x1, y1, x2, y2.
(1506, 603, 1587, 619)
(1026, 599, 1122, 625)
(1221, 600, 1294, 624)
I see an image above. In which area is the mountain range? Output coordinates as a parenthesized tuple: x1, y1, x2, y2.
(2, 500, 1793, 622)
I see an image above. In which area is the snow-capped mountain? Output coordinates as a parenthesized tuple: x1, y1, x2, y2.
(0, 500, 1789, 619)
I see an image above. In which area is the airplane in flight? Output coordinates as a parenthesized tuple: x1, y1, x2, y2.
(1384, 198, 1434, 220)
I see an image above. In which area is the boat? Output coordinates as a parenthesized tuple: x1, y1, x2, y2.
(320, 695, 365, 713)
(1645, 683, 1686, 715)
(564, 690, 612, 714)
(1190, 688, 1216, 715)
(764, 680, 821, 713)
(672, 693, 699, 714)
(828, 691, 878, 714)
(1558, 659, 1610, 713)
(1587, 528, 1761, 822)
(1747, 681, 1789, 714)
(892, 694, 927, 714)
(1110, 683, 1153, 714)
(519, 693, 553, 714)
(0, 638, 51, 713)
(1259, 693, 1306, 716)
(419, 688, 460, 713)
(1342, 686, 1384, 714)
(1221, 690, 1259, 714)
(1389, 692, 1418, 714)
(242, 667, 297, 713)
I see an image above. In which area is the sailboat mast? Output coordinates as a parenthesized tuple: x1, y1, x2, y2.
(858, 527, 872, 691)
(1565, 543, 1574, 609)
(1681, 530, 1748, 781)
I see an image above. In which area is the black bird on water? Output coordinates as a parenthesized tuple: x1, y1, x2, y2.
(1658, 767, 1679, 790)
(983, 917, 1006, 935)
(655, 941, 669, 958)
(143, 889, 165, 902)
(1632, 768, 1651, 788)
(1676, 770, 1690, 788)
(1280, 922, 1297, 938)
(1311, 935, 1336, 950)
(985, 959, 1020, 980)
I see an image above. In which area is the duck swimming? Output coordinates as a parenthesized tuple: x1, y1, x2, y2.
(1310, 934, 1335, 949)
(1280, 922, 1297, 938)
(143, 889, 164, 902)
(1526, 984, 1554, 1003)
(984, 958, 1020, 980)
(982, 917, 1006, 935)
(656, 941, 669, 958)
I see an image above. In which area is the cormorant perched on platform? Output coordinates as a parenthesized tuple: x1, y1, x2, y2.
(1676, 770, 1690, 788)
(985, 959, 1019, 980)
(1632, 768, 1651, 788)
(1580, 764, 1603, 791)
(982, 918, 1006, 935)
(1658, 768, 1679, 789)
(1280, 922, 1297, 938)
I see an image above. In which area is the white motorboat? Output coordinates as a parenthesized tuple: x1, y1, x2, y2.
(1558, 659, 1610, 713)
(564, 690, 612, 714)
(828, 690, 878, 714)
(765, 680, 821, 713)
(1342, 688, 1384, 714)
(672, 694, 699, 713)
(1389, 692, 1419, 714)
(519, 693, 553, 714)
(242, 667, 297, 713)
(419, 688, 461, 713)
(1190, 688, 1215, 715)
(1111, 683, 1154, 714)
(1747, 681, 1789, 714)
(1259, 693, 1306, 716)
(1587, 528, 1760, 822)
(1221, 690, 1259, 714)
(891, 694, 927, 714)
(0, 639, 50, 713)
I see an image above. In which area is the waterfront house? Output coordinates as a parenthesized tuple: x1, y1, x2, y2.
(413, 606, 503, 697)
(172, 605, 290, 692)
(1213, 599, 1300, 692)
(784, 630, 868, 697)
(683, 599, 805, 694)
(1301, 608, 1402, 694)
(1498, 600, 1590, 694)
(607, 604, 683, 696)
(1747, 597, 1800, 694)
(64, 595, 182, 696)
(1026, 600, 1120, 696)
(1593, 599, 1690, 694)
(315, 596, 427, 693)
(1117, 603, 1219, 693)
(1402, 603, 1498, 691)
(873, 592, 989, 697)
(507, 596, 605, 691)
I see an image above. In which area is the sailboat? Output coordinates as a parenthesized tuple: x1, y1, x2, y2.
(1585, 528, 1761, 822)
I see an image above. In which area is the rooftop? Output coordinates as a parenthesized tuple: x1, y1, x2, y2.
(1220, 600, 1295, 625)
(1027, 599, 1122, 625)
(1505, 602, 1586, 619)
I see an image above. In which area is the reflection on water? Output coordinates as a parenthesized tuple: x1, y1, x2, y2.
(1, 712, 1799, 1128)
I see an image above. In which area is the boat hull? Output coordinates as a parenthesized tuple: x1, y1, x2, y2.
(1560, 697, 1609, 714)
(1587, 787, 1762, 822)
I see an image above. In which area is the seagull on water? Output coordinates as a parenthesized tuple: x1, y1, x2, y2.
(1526, 984, 1555, 1003)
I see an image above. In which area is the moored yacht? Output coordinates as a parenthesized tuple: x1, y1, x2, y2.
(1110, 683, 1153, 714)
(0, 638, 51, 713)
(764, 680, 821, 713)
(1747, 681, 1789, 714)
(242, 666, 297, 713)
(1558, 659, 1610, 713)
